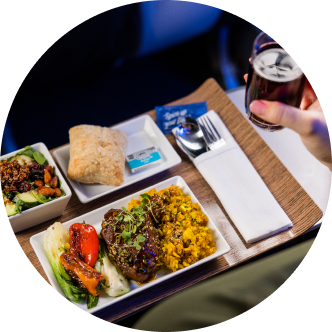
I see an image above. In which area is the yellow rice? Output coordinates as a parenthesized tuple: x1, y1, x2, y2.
(128, 185, 216, 272)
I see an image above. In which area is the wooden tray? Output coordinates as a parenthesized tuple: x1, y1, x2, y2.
(15, 78, 322, 322)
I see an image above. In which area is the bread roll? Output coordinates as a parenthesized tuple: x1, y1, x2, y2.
(67, 125, 128, 185)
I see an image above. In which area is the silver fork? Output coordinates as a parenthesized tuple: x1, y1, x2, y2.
(197, 113, 226, 150)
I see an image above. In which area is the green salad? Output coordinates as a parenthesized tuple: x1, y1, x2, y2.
(1, 146, 65, 217)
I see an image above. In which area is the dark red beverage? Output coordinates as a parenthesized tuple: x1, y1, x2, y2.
(245, 42, 305, 131)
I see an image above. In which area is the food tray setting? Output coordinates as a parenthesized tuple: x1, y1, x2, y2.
(53, 115, 182, 203)
(1, 142, 72, 233)
(30, 175, 230, 314)
(14, 79, 324, 322)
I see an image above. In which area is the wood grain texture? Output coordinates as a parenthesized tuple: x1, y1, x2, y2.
(14, 78, 322, 322)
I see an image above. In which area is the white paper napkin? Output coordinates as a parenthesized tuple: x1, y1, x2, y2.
(193, 110, 292, 243)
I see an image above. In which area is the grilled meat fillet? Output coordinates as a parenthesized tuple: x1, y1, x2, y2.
(101, 209, 159, 283)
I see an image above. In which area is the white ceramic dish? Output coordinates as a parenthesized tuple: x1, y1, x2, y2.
(53, 115, 182, 204)
(30, 176, 230, 314)
(1, 142, 72, 233)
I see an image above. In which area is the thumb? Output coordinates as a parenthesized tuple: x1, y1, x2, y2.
(249, 100, 311, 135)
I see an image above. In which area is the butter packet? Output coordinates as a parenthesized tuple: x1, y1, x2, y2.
(126, 147, 161, 173)
(155, 102, 208, 135)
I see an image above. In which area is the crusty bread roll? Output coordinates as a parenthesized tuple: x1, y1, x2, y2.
(67, 125, 128, 186)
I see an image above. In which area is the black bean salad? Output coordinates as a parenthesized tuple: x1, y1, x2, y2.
(1, 146, 65, 217)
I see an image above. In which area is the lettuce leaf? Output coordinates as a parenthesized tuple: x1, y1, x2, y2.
(44, 222, 85, 303)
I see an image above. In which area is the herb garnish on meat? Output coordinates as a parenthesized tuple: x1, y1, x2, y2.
(113, 205, 146, 249)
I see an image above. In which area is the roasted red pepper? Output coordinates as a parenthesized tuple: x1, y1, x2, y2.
(69, 221, 99, 267)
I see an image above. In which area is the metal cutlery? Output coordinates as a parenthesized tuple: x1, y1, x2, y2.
(175, 123, 207, 158)
(197, 114, 226, 150)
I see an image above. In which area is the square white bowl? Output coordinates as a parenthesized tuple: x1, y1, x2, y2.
(30, 175, 230, 314)
(1, 142, 72, 233)
(53, 115, 182, 203)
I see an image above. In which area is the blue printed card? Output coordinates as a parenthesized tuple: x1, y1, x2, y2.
(155, 102, 208, 135)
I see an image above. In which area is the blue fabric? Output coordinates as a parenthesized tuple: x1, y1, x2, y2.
(218, 26, 241, 89)
(1, 119, 18, 154)
(138, 1, 222, 56)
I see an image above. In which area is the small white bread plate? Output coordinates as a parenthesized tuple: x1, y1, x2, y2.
(1, 143, 72, 233)
(53, 115, 182, 203)
(30, 176, 230, 314)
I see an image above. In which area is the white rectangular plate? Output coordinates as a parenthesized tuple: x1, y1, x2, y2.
(53, 115, 182, 203)
(30, 176, 230, 314)
(1, 142, 72, 233)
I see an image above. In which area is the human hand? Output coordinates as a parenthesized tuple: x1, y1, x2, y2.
(244, 74, 332, 171)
